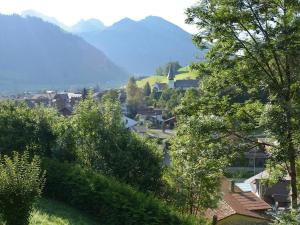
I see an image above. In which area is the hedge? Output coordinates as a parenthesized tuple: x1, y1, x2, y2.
(42, 159, 202, 225)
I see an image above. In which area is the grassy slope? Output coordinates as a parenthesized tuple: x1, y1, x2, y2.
(136, 67, 199, 88)
(29, 198, 98, 225)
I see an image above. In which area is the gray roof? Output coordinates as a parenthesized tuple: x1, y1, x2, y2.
(235, 183, 252, 192)
(174, 80, 199, 89)
(244, 170, 291, 184)
(123, 116, 138, 129)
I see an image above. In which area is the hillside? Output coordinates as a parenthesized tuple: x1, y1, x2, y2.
(136, 67, 199, 88)
(78, 16, 206, 75)
(0, 14, 128, 93)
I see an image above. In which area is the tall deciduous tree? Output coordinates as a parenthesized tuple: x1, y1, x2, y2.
(185, 0, 300, 207)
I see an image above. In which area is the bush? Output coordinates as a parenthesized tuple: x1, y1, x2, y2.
(0, 152, 45, 225)
(0, 101, 57, 156)
(42, 159, 200, 225)
(271, 209, 300, 225)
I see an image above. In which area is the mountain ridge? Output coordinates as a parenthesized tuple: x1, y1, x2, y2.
(78, 16, 204, 75)
(0, 14, 129, 93)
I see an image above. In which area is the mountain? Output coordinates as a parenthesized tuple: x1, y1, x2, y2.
(21, 10, 67, 30)
(78, 16, 205, 75)
(0, 14, 128, 93)
(69, 19, 106, 34)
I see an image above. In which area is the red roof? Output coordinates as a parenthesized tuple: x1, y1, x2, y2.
(206, 178, 272, 221)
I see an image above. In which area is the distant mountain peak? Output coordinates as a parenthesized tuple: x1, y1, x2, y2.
(115, 18, 136, 25)
(143, 15, 166, 21)
(77, 15, 204, 75)
(70, 18, 106, 34)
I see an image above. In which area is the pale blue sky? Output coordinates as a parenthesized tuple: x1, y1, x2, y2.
(0, 0, 198, 32)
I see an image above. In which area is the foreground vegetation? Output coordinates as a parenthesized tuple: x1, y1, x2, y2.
(31, 199, 98, 225)
(43, 159, 199, 225)
(0, 96, 204, 225)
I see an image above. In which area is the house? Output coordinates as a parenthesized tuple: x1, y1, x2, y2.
(53, 93, 70, 110)
(67, 93, 82, 107)
(206, 178, 272, 225)
(228, 142, 269, 174)
(244, 171, 291, 208)
(153, 82, 168, 92)
(25, 92, 56, 107)
(167, 67, 200, 90)
(137, 107, 164, 127)
(123, 116, 138, 130)
(174, 80, 199, 89)
(58, 106, 73, 117)
(92, 91, 106, 101)
(53, 92, 82, 116)
(162, 116, 176, 131)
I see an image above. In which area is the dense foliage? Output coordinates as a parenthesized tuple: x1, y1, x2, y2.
(0, 95, 163, 193)
(43, 159, 202, 225)
(0, 101, 57, 156)
(0, 152, 45, 225)
(271, 209, 300, 225)
(184, 0, 300, 208)
(126, 77, 144, 116)
(71, 94, 163, 192)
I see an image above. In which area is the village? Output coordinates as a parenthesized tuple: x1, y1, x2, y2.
(0, 1, 299, 224)
(0, 66, 294, 225)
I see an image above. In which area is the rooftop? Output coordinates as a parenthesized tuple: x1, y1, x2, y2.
(174, 80, 199, 89)
(207, 178, 272, 222)
(207, 192, 271, 221)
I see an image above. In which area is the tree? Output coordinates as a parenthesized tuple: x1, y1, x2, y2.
(159, 89, 186, 116)
(163, 61, 182, 76)
(126, 77, 144, 117)
(156, 62, 182, 76)
(143, 82, 151, 97)
(186, 0, 300, 208)
(82, 88, 88, 100)
(51, 117, 77, 162)
(72, 94, 162, 192)
(166, 89, 231, 214)
(0, 101, 57, 157)
(0, 152, 45, 225)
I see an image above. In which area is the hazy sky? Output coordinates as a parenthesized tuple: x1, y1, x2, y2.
(0, 0, 198, 33)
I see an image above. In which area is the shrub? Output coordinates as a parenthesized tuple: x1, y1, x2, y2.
(0, 152, 45, 225)
(43, 159, 201, 225)
(0, 101, 57, 156)
(72, 96, 163, 193)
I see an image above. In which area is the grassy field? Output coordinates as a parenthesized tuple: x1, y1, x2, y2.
(136, 67, 199, 88)
(29, 198, 98, 225)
